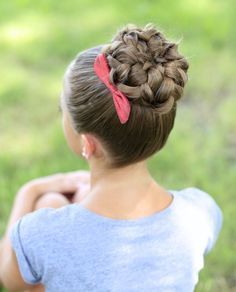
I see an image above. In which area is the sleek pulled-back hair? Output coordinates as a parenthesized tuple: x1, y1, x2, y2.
(64, 23, 189, 169)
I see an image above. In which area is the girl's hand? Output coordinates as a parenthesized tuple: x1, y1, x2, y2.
(23, 170, 91, 198)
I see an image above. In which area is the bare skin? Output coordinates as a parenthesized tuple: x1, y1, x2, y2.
(0, 72, 173, 291)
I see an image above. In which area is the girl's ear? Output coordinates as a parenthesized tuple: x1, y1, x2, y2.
(81, 134, 95, 159)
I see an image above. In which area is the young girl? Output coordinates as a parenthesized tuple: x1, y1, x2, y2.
(0, 23, 223, 292)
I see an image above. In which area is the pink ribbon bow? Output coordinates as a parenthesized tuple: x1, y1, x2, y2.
(94, 53, 131, 124)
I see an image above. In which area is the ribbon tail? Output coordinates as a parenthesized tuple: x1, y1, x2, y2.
(94, 53, 110, 85)
(113, 92, 131, 124)
(94, 53, 131, 124)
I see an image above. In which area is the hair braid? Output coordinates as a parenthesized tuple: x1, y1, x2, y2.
(102, 23, 189, 114)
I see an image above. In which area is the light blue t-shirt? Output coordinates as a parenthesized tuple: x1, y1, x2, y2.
(10, 187, 223, 292)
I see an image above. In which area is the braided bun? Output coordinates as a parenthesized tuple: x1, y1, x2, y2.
(102, 23, 189, 114)
(65, 24, 190, 168)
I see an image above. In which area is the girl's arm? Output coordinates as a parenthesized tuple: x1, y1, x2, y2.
(0, 171, 90, 291)
(0, 183, 43, 291)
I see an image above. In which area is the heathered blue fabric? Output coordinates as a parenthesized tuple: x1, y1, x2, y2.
(10, 187, 223, 292)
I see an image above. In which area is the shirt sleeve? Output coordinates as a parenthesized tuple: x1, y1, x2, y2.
(203, 192, 223, 255)
(9, 207, 54, 285)
(186, 187, 223, 255)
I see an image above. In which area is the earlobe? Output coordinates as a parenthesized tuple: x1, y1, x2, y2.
(82, 146, 89, 159)
(81, 134, 94, 160)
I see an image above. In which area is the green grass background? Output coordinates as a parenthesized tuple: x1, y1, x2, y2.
(0, 0, 235, 291)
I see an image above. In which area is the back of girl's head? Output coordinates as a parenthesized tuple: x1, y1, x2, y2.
(64, 23, 189, 169)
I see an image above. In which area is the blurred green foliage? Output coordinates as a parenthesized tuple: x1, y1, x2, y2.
(0, 0, 235, 291)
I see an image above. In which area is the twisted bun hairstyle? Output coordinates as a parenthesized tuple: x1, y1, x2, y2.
(103, 24, 188, 114)
(64, 23, 189, 168)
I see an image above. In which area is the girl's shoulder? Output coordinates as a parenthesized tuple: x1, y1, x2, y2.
(171, 186, 223, 224)
(171, 187, 223, 254)
(172, 187, 219, 206)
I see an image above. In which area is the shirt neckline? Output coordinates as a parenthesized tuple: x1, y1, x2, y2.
(75, 190, 178, 226)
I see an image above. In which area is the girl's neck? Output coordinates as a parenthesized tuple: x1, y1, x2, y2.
(79, 159, 173, 219)
(90, 159, 151, 189)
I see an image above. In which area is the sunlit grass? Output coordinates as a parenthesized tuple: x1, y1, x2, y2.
(1, 25, 34, 43)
